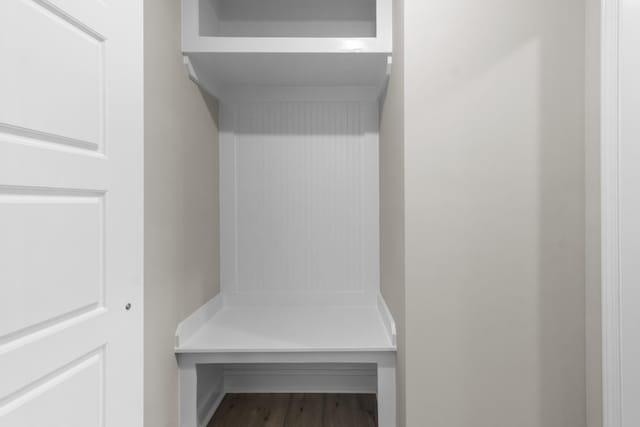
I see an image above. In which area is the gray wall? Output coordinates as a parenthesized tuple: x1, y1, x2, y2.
(142, 0, 593, 425)
(379, 0, 405, 424)
(144, 0, 220, 425)
(402, 0, 586, 426)
(585, 0, 602, 426)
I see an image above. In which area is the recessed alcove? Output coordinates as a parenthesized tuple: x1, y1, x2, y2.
(177, 1, 396, 425)
(199, 0, 377, 38)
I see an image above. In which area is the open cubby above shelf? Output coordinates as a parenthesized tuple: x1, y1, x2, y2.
(181, 0, 392, 96)
(183, 0, 391, 52)
(199, 0, 378, 38)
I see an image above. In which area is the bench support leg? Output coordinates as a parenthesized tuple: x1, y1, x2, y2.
(377, 357, 396, 427)
(179, 361, 198, 427)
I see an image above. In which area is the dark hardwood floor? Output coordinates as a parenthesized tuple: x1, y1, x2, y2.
(208, 393, 377, 427)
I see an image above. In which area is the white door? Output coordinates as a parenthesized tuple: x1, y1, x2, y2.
(0, 0, 143, 426)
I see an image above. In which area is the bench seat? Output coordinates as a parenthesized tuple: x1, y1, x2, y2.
(175, 293, 397, 427)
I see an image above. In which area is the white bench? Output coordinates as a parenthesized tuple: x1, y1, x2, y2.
(175, 293, 397, 427)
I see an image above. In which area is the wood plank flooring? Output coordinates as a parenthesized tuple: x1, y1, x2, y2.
(208, 393, 377, 427)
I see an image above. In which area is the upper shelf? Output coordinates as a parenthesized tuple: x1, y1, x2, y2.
(182, 0, 392, 53)
(182, 0, 392, 97)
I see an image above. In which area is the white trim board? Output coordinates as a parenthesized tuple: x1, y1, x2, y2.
(377, 293, 397, 347)
(601, 1, 622, 425)
(196, 365, 224, 427)
(601, 1, 640, 426)
(175, 294, 224, 347)
(222, 363, 377, 393)
(198, 391, 224, 427)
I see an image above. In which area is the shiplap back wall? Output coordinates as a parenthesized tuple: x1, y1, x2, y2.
(220, 88, 380, 306)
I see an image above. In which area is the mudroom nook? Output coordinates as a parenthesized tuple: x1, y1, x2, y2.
(175, 0, 397, 426)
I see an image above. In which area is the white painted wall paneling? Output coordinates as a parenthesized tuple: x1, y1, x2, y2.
(219, 87, 380, 306)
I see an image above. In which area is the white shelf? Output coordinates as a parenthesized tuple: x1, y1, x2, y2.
(186, 52, 389, 102)
(181, 0, 392, 95)
(175, 294, 397, 354)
